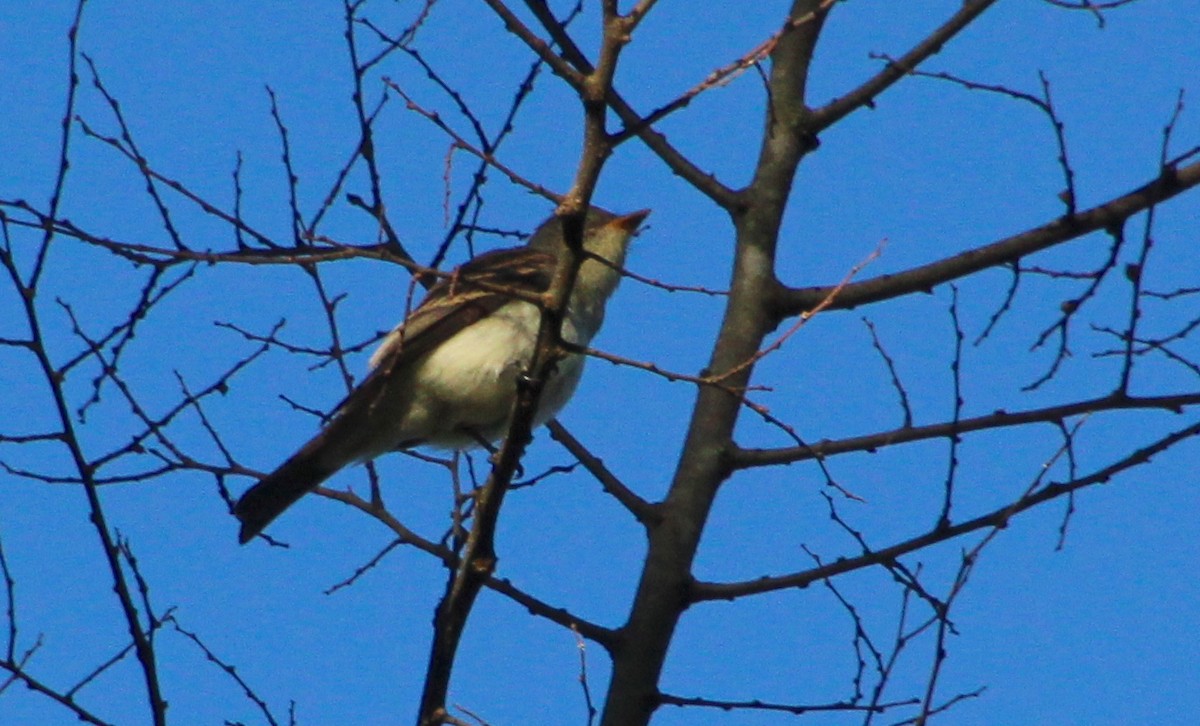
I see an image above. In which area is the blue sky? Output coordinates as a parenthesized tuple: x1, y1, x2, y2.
(2, 1, 1199, 724)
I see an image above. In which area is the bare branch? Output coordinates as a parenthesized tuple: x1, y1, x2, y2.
(731, 392, 1200, 469)
(777, 158, 1200, 315)
(811, 0, 1000, 131)
(701, 418, 1200, 601)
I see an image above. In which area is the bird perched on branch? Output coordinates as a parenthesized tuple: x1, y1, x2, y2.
(233, 207, 650, 543)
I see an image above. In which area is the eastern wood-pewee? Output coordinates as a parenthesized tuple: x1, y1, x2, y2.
(233, 208, 649, 543)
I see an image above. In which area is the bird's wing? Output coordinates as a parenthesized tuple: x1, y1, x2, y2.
(333, 246, 558, 420)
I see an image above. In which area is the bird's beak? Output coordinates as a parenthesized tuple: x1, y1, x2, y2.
(608, 209, 651, 233)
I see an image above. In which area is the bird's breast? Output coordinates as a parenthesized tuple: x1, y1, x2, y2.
(407, 300, 586, 447)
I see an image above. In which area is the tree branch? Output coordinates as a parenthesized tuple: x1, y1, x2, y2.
(698, 418, 1200, 601)
(809, 0, 1000, 131)
(731, 392, 1200, 468)
(775, 159, 1200, 316)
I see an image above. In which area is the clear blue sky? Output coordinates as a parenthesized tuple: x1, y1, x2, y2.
(2, 2, 1199, 724)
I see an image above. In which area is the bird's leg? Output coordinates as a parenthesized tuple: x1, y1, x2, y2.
(458, 425, 497, 454)
(458, 424, 526, 480)
(448, 450, 470, 551)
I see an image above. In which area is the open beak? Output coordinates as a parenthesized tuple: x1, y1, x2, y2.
(608, 209, 651, 233)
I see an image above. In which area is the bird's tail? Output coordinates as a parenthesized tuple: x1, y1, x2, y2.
(233, 427, 355, 543)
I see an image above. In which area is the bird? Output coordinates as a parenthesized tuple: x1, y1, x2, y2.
(233, 207, 650, 543)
